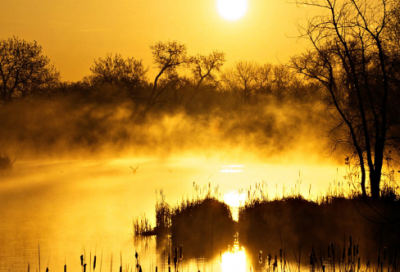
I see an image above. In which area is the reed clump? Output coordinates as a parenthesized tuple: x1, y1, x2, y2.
(239, 189, 400, 269)
(135, 185, 235, 259)
(0, 153, 14, 170)
(133, 214, 153, 236)
(155, 191, 172, 235)
(170, 195, 235, 259)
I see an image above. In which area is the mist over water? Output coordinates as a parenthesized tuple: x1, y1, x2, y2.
(0, 92, 336, 163)
(0, 154, 345, 272)
(0, 87, 349, 271)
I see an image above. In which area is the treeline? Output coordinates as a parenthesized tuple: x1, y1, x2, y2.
(0, 37, 322, 115)
(0, 37, 330, 162)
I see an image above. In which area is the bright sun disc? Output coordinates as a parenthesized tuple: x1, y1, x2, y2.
(221, 247, 247, 272)
(224, 190, 246, 208)
(217, 0, 248, 21)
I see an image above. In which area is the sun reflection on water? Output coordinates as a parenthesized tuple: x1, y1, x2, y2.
(221, 245, 247, 272)
(220, 165, 244, 173)
(224, 189, 246, 221)
(224, 190, 246, 208)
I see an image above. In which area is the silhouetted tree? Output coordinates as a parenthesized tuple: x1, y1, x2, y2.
(190, 51, 226, 89)
(254, 63, 273, 102)
(386, 1, 400, 82)
(155, 70, 191, 106)
(0, 37, 59, 103)
(291, 0, 400, 198)
(90, 53, 148, 90)
(221, 61, 292, 104)
(221, 61, 260, 104)
(271, 65, 291, 101)
(53, 79, 93, 98)
(187, 50, 226, 105)
(147, 41, 188, 111)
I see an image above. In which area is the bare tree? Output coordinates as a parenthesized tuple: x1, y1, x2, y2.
(187, 50, 226, 105)
(90, 53, 148, 89)
(221, 61, 290, 104)
(254, 63, 273, 103)
(221, 61, 260, 104)
(190, 50, 226, 89)
(271, 65, 291, 101)
(0, 37, 59, 103)
(291, 0, 400, 198)
(147, 40, 188, 111)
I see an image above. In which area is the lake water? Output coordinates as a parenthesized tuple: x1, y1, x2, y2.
(0, 156, 344, 272)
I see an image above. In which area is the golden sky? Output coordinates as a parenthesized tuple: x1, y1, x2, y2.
(1, 0, 313, 81)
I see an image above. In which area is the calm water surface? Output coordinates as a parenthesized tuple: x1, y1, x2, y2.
(0, 156, 343, 272)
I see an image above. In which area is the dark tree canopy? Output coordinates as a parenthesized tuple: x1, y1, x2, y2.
(146, 40, 188, 110)
(0, 37, 59, 103)
(221, 61, 260, 104)
(190, 50, 226, 89)
(90, 53, 148, 89)
(185, 50, 226, 106)
(221, 61, 294, 104)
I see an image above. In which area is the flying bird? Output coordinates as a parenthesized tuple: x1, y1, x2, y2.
(130, 166, 139, 174)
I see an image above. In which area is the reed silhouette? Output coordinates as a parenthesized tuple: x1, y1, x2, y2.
(239, 192, 400, 269)
(135, 189, 235, 260)
(170, 196, 235, 259)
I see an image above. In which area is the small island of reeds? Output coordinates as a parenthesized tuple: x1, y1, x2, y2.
(134, 188, 236, 259)
(135, 181, 400, 271)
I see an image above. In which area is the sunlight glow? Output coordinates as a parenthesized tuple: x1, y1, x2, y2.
(224, 190, 246, 208)
(220, 165, 244, 173)
(221, 246, 247, 272)
(224, 189, 246, 221)
(217, 0, 248, 21)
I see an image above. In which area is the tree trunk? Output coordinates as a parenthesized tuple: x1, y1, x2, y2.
(370, 170, 381, 199)
(359, 158, 367, 198)
(1, 91, 6, 104)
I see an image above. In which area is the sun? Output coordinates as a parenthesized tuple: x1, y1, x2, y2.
(221, 247, 247, 272)
(217, 0, 248, 21)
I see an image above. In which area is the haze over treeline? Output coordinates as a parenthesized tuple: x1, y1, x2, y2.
(0, 47, 331, 162)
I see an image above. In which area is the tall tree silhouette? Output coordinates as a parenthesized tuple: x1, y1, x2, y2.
(187, 50, 226, 105)
(253, 63, 273, 103)
(147, 41, 188, 111)
(0, 37, 59, 103)
(291, 0, 400, 198)
(221, 61, 259, 104)
(90, 53, 148, 89)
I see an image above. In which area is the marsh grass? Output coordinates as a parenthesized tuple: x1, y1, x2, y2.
(170, 196, 235, 259)
(133, 174, 400, 271)
(134, 183, 225, 237)
(133, 214, 153, 236)
(13, 183, 400, 272)
(134, 184, 235, 261)
(239, 181, 400, 272)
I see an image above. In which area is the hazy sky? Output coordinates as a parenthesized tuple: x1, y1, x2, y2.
(1, 0, 314, 81)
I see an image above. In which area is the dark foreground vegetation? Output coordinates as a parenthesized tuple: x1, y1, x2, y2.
(135, 180, 400, 272)
(135, 188, 236, 260)
(170, 197, 235, 258)
(240, 194, 400, 271)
